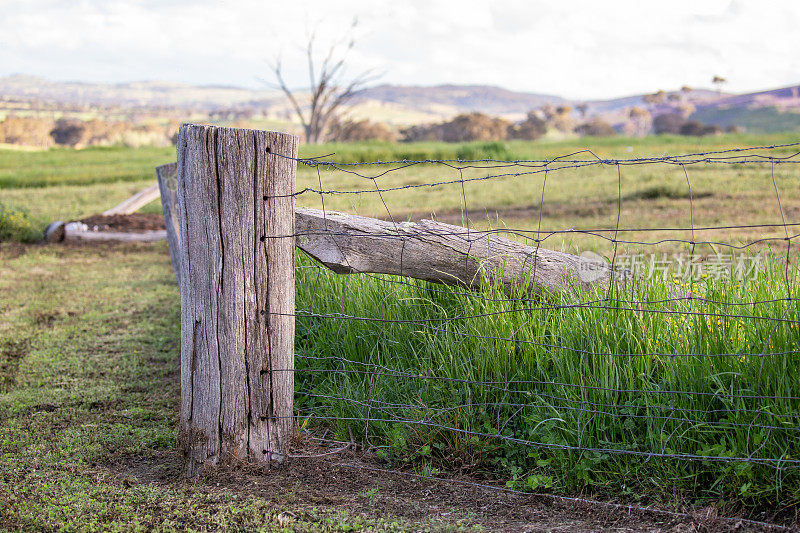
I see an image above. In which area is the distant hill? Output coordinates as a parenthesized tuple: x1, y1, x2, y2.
(707, 85, 800, 109)
(356, 84, 566, 118)
(1, 74, 799, 132)
(0, 74, 283, 109)
(689, 85, 800, 133)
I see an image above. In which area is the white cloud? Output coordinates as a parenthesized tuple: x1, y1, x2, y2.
(0, 0, 797, 98)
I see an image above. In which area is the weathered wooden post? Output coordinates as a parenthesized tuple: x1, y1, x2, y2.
(156, 162, 181, 284)
(176, 124, 298, 476)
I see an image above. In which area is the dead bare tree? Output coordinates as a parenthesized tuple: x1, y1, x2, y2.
(712, 75, 727, 95)
(269, 21, 376, 144)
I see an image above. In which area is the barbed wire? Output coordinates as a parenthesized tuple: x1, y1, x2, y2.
(273, 142, 800, 197)
(268, 142, 800, 516)
(288, 141, 800, 166)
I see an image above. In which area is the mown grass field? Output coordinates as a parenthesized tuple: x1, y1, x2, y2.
(3, 132, 798, 252)
(1, 133, 799, 529)
(1, 243, 485, 531)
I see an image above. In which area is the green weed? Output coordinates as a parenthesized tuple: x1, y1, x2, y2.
(0, 202, 45, 242)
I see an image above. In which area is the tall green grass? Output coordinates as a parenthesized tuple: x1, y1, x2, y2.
(295, 252, 800, 512)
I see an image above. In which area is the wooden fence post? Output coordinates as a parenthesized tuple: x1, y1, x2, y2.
(156, 162, 181, 284)
(176, 124, 298, 476)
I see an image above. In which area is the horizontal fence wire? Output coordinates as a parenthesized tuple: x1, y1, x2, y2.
(268, 142, 800, 485)
(271, 143, 800, 196)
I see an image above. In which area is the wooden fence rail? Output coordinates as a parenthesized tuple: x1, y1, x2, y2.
(155, 162, 181, 284)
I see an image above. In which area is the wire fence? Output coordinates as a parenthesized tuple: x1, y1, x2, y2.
(266, 141, 800, 512)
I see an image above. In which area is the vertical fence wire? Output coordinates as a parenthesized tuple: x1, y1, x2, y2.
(268, 142, 800, 481)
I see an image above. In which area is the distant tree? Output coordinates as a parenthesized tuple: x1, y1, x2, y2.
(679, 120, 708, 136)
(712, 75, 727, 95)
(81, 119, 131, 145)
(726, 124, 745, 134)
(643, 90, 666, 107)
(627, 106, 652, 136)
(400, 113, 511, 143)
(440, 113, 510, 142)
(508, 112, 547, 140)
(540, 104, 556, 122)
(676, 101, 696, 118)
(0, 115, 54, 147)
(268, 20, 377, 143)
(50, 119, 86, 146)
(540, 104, 575, 134)
(327, 118, 395, 142)
(653, 113, 685, 134)
(576, 103, 589, 119)
(399, 123, 441, 143)
(575, 118, 616, 137)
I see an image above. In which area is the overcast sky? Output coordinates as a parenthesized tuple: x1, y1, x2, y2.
(1, 0, 798, 99)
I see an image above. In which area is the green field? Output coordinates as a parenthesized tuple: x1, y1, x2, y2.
(1, 134, 799, 529)
(3, 133, 799, 252)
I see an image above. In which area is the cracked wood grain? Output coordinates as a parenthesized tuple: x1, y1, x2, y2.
(177, 124, 297, 477)
(294, 208, 608, 295)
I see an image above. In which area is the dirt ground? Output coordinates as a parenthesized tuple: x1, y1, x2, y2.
(79, 213, 166, 232)
(108, 440, 790, 533)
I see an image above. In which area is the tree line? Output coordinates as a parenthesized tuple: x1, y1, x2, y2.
(0, 116, 178, 148)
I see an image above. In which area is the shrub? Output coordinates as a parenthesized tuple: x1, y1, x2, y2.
(508, 112, 547, 140)
(0, 116, 55, 148)
(679, 120, 723, 136)
(0, 203, 45, 243)
(653, 113, 686, 134)
(401, 113, 511, 143)
(679, 120, 707, 136)
(574, 118, 616, 137)
(50, 119, 87, 146)
(702, 123, 723, 135)
(540, 104, 575, 133)
(327, 119, 396, 142)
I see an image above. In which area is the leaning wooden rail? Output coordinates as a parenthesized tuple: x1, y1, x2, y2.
(294, 208, 608, 294)
(155, 161, 608, 296)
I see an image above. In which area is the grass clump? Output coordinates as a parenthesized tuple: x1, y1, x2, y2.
(0, 203, 45, 242)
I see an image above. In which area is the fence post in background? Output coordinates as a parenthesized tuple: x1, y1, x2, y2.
(156, 162, 181, 284)
(176, 123, 298, 477)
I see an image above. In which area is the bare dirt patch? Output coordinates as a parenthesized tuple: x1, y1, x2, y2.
(79, 213, 166, 232)
(107, 442, 785, 533)
(0, 337, 29, 393)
